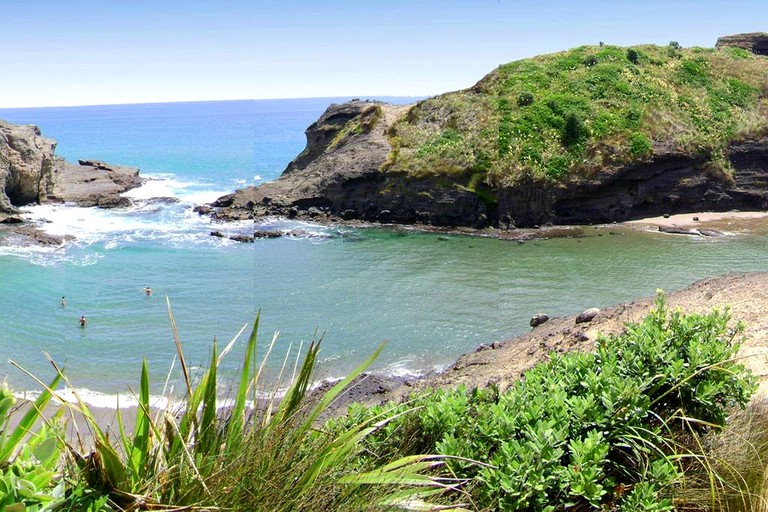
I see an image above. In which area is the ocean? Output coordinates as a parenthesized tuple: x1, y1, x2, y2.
(1, 98, 767, 407)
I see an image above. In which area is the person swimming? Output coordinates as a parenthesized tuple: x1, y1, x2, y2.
(61, 296, 66, 307)
(144, 287, 152, 296)
(79, 315, 88, 327)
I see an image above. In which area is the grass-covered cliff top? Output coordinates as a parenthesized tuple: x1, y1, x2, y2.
(384, 42, 768, 187)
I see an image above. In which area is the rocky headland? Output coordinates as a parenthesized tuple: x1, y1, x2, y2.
(0, 120, 142, 244)
(203, 33, 768, 234)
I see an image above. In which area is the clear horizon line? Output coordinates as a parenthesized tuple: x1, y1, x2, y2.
(0, 94, 434, 111)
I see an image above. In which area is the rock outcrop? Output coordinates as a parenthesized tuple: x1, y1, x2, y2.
(46, 158, 142, 208)
(0, 120, 142, 214)
(205, 100, 768, 229)
(716, 32, 768, 56)
(0, 120, 56, 212)
(205, 36, 768, 231)
(206, 100, 492, 228)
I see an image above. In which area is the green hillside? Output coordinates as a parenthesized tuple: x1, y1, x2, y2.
(385, 43, 768, 190)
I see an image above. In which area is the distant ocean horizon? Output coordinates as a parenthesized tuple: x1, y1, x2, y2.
(0, 98, 767, 409)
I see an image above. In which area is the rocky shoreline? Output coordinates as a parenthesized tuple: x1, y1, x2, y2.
(332, 271, 768, 412)
(0, 120, 143, 245)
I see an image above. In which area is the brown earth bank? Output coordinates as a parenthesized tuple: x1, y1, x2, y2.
(332, 272, 768, 411)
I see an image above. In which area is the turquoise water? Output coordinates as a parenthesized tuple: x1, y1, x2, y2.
(0, 99, 767, 406)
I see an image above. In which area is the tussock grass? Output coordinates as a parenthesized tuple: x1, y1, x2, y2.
(678, 398, 768, 511)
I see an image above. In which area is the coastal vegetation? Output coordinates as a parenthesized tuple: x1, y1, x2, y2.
(0, 295, 764, 510)
(384, 42, 768, 189)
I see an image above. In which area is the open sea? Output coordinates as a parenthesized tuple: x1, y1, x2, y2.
(1, 98, 767, 407)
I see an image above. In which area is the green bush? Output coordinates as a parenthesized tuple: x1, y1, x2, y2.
(676, 58, 711, 87)
(727, 46, 752, 59)
(629, 132, 653, 157)
(517, 91, 534, 107)
(330, 294, 757, 510)
(561, 112, 589, 148)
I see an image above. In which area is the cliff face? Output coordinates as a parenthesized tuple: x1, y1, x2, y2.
(208, 100, 492, 227)
(716, 32, 768, 56)
(497, 141, 768, 226)
(209, 101, 768, 229)
(0, 120, 56, 213)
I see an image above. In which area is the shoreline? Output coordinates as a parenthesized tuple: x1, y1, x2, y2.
(16, 270, 768, 443)
(343, 270, 768, 408)
(626, 210, 768, 235)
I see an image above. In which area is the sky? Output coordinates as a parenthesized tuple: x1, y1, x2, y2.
(1, 0, 767, 108)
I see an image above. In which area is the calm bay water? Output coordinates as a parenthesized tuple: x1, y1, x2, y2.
(0, 99, 767, 406)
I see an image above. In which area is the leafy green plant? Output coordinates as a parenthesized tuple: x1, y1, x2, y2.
(629, 132, 653, 157)
(0, 375, 65, 511)
(328, 294, 757, 510)
(561, 111, 588, 148)
(517, 91, 534, 107)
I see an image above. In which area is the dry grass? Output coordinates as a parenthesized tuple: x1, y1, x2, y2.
(677, 398, 768, 511)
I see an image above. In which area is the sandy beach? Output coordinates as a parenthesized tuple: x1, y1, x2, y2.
(627, 210, 768, 234)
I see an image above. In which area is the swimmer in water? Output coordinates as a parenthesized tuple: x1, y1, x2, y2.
(79, 316, 88, 327)
(144, 287, 152, 296)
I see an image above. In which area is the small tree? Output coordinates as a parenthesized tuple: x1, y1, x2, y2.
(562, 112, 587, 148)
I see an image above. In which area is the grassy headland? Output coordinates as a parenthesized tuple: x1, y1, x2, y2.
(385, 42, 768, 192)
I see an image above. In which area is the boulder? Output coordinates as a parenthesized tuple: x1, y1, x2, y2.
(253, 230, 282, 239)
(530, 313, 550, 328)
(575, 308, 600, 324)
(229, 235, 254, 243)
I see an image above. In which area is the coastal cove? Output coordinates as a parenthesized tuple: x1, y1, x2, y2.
(1, 99, 768, 407)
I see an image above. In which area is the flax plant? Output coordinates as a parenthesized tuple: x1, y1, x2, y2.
(39, 300, 455, 511)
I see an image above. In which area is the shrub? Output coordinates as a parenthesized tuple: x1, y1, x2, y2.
(677, 58, 711, 87)
(583, 55, 598, 67)
(627, 48, 640, 64)
(331, 294, 757, 510)
(727, 46, 752, 59)
(629, 132, 653, 156)
(517, 91, 534, 107)
(561, 112, 588, 148)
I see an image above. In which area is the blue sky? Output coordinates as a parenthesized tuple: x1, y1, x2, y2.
(2, 0, 766, 107)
